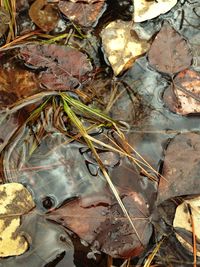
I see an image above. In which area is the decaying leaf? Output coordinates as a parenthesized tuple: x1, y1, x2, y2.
(19, 44, 93, 90)
(148, 22, 192, 75)
(48, 190, 152, 258)
(163, 69, 200, 115)
(101, 20, 150, 76)
(133, 0, 177, 23)
(173, 197, 200, 256)
(0, 64, 40, 104)
(58, 0, 106, 27)
(0, 7, 10, 38)
(0, 183, 35, 257)
(157, 133, 200, 204)
(29, 0, 59, 32)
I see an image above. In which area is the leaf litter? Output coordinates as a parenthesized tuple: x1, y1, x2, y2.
(0, 0, 200, 266)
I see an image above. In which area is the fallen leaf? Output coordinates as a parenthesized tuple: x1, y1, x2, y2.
(0, 7, 10, 38)
(0, 64, 40, 103)
(19, 44, 93, 90)
(157, 133, 200, 204)
(173, 197, 200, 256)
(29, 0, 59, 32)
(163, 69, 200, 115)
(58, 0, 106, 27)
(101, 20, 150, 76)
(133, 0, 177, 22)
(48, 190, 152, 258)
(0, 183, 35, 257)
(148, 22, 192, 75)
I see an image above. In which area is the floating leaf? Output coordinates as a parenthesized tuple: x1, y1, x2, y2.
(58, 0, 106, 27)
(101, 20, 150, 76)
(29, 0, 59, 32)
(173, 197, 200, 256)
(48, 190, 152, 258)
(157, 133, 200, 204)
(148, 22, 192, 75)
(0, 7, 10, 38)
(133, 0, 177, 22)
(0, 183, 35, 257)
(164, 69, 200, 115)
(19, 44, 93, 90)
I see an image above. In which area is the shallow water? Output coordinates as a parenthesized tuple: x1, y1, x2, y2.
(0, 0, 200, 266)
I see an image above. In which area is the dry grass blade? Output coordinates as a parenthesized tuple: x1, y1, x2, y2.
(0, 30, 41, 51)
(187, 203, 197, 267)
(143, 239, 164, 267)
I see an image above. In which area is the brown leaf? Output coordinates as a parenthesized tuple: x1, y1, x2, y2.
(0, 65, 40, 104)
(29, 0, 59, 32)
(58, 0, 105, 27)
(163, 69, 200, 115)
(0, 7, 10, 38)
(48, 190, 152, 258)
(157, 133, 200, 204)
(20, 44, 93, 90)
(148, 22, 192, 75)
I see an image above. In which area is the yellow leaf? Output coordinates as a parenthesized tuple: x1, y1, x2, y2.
(101, 20, 150, 76)
(0, 183, 35, 257)
(133, 0, 177, 23)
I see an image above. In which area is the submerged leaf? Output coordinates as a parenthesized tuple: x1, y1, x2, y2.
(0, 183, 35, 257)
(29, 0, 59, 32)
(19, 44, 93, 90)
(133, 0, 177, 22)
(148, 22, 192, 75)
(101, 20, 150, 76)
(164, 69, 200, 115)
(157, 133, 200, 204)
(58, 0, 106, 27)
(48, 190, 152, 258)
(173, 197, 200, 256)
(0, 7, 10, 38)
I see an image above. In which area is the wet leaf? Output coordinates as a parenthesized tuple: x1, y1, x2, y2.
(58, 0, 106, 28)
(29, 0, 59, 32)
(101, 20, 150, 76)
(133, 0, 177, 22)
(0, 183, 35, 257)
(48, 190, 152, 258)
(157, 133, 200, 204)
(0, 7, 10, 38)
(173, 197, 200, 256)
(19, 44, 93, 90)
(148, 22, 192, 75)
(164, 69, 200, 115)
(0, 64, 40, 105)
